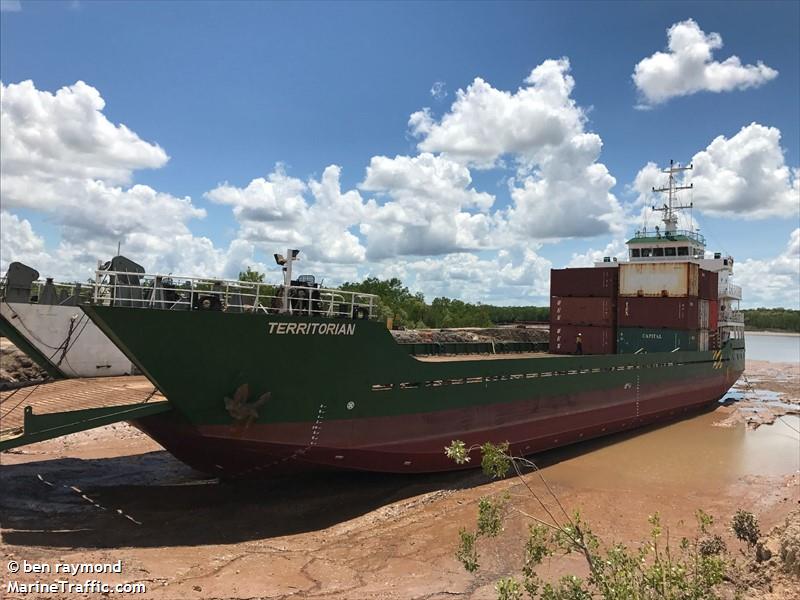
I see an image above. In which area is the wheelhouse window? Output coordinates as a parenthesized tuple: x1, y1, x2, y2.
(653, 248, 664, 257)
(641, 248, 652, 257)
(631, 248, 641, 257)
(665, 247, 676, 256)
(677, 247, 689, 256)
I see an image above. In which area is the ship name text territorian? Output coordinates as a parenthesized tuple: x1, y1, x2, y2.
(267, 322, 356, 336)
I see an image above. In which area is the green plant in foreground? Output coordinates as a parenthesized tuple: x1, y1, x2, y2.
(445, 440, 758, 600)
(730, 509, 760, 549)
(456, 528, 479, 572)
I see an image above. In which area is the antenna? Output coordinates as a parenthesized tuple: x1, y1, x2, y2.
(279, 248, 300, 313)
(652, 159, 693, 234)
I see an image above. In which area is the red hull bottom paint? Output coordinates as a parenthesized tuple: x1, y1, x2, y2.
(132, 373, 738, 477)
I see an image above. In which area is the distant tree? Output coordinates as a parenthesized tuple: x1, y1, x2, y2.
(486, 305, 550, 323)
(742, 308, 800, 332)
(426, 297, 492, 328)
(339, 276, 548, 329)
(340, 277, 426, 327)
(238, 267, 265, 283)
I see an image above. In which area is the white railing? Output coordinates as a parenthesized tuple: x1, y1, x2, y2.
(719, 284, 742, 299)
(91, 270, 380, 320)
(719, 310, 745, 324)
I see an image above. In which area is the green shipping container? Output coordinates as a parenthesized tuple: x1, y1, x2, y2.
(616, 327, 699, 354)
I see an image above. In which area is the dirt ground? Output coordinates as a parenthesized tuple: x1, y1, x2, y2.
(1, 360, 798, 599)
(390, 326, 549, 345)
(0, 338, 48, 388)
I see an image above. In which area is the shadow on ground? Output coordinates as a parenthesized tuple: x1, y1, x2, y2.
(0, 408, 716, 550)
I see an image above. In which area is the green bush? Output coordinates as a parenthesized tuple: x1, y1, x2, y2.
(446, 441, 759, 600)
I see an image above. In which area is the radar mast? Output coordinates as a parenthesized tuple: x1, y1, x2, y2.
(652, 159, 693, 235)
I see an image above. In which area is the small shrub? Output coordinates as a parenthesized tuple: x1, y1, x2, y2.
(698, 534, 727, 557)
(731, 510, 760, 548)
(495, 577, 523, 600)
(456, 527, 478, 572)
(477, 497, 505, 537)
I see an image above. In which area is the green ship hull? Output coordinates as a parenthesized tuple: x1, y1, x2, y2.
(82, 306, 745, 477)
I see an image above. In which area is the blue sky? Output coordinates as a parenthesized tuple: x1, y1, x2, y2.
(1, 1, 798, 307)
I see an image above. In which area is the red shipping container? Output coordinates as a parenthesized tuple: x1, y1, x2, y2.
(550, 267, 618, 298)
(698, 269, 719, 300)
(550, 296, 616, 327)
(708, 300, 718, 331)
(549, 324, 615, 355)
(617, 297, 700, 329)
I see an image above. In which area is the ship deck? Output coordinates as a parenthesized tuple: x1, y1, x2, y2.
(413, 351, 554, 362)
(0, 376, 167, 442)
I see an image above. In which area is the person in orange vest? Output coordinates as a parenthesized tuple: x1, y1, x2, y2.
(576, 332, 583, 355)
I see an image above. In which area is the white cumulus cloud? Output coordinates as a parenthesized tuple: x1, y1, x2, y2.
(0, 211, 51, 275)
(360, 153, 496, 258)
(409, 59, 623, 241)
(633, 19, 778, 106)
(207, 165, 371, 264)
(388, 248, 552, 305)
(633, 123, 799, 219)
(567, 237, 629, 268)
(409, 58, 585, 169)
(0, 80, 203, 242)
(503, 134, 625, 240)
(736, 229, 800, 309)
(1, 80, 168, 185)
(0, 80, 256, 280)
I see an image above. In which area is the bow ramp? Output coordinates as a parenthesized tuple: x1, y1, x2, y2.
(0, 376, 171, 451)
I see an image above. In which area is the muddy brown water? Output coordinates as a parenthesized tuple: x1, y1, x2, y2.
(534, 410, 800, 490)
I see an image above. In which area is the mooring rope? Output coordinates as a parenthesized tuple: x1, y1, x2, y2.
(3, 300, 65, 351)
(36, 473, 142, 525)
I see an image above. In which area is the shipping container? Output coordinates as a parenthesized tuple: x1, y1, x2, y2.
(616, 327, 701, 354)
(698, 299, 710, 329)
(550, 267, 618, 298)
(618, 262, 699, 297)
(709, 300, 718, 331)
(550, 296, 616, 327)
(698, 268, 719, 300)
(617, 297, 699, 329)
(549, 325, 615, 355)
(698, 329, 709, 352)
